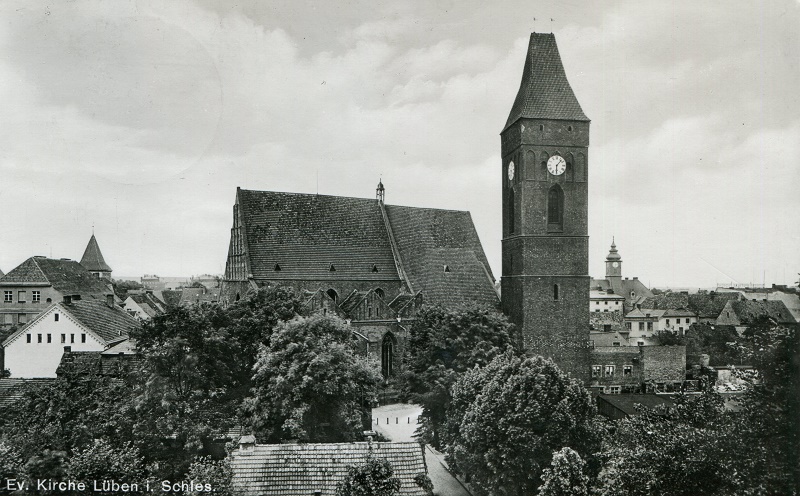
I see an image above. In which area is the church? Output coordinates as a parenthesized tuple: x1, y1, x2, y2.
(221, 33, 596, 381)
(219, 185, 499, 377)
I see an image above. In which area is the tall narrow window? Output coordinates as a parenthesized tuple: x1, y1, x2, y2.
(553, 284, 560, 301)
(381, 333, 396, 378)
(508, 188, 515, 233)
(547, 185, 564, 231)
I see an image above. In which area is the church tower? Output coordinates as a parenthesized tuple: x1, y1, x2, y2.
(500, 33, 590, 380)
(605, 238, 623, 293)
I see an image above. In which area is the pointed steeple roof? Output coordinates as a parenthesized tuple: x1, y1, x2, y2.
(504, 33, 589, 131)
(80, 234, 112, 273)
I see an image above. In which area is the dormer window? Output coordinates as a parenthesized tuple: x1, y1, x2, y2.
(371, 264, 379, 273)
(443, 265, 451, 273)
(274, 263, 281, 271)
(329, 264, 336, 272)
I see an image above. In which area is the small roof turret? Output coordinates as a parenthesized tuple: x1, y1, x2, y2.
(80, 234, 112, 273)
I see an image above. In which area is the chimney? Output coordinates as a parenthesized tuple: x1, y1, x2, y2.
(106, 294, 115, 307)
(238, 435, 256, 454)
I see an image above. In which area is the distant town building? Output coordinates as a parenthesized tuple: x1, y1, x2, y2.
(590, 288, 625, 314)
(715, 299, 796, 334)
(716, 285, 800, 322)
(230, 438, 429, 496)
(122, 291, 167, 320)
(178, 287, 220, 306)
(624, 308, 698, 343)
(590, 240, 653, 312)
(141, 275, 191, 291)
(56, 339, 140, 378)
(0, 257, 113, 330)
(640, 290, 743, 323)
(189, 274, 221, 289)
(79, 234, 113, 279)
(1, 295, 138, 378)
(588, 345, 686, 395)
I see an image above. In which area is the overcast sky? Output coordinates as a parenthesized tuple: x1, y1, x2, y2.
(1, 0, 798, 289)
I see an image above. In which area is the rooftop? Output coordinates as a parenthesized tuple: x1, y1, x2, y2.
(230, 441, 428, 496)
(504, 33, 589, 130)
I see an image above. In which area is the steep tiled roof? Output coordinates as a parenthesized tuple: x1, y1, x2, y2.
(238, 189, 400, 282)
(233, 189, 498, 310)
(63, 299, 140, 343)
(179, 287, 220, 306)
(385, 205, 499, 309)
(641, 292, 743, 319)
(719, 300, 796, 326)
(230, 441, 428, 496)
(127, 292, 166, 317)
(56, 350, 142, 377)
(160, 290, 182, 307)
(79, 234, 112, 273)
(0, 257, 111, 295)
(597, 394, 675, 416)
(504, 33, 589, 131)
(0, 378, 55, 408)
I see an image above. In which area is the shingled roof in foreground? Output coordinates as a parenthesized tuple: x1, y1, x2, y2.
(230, 441, 428, 496)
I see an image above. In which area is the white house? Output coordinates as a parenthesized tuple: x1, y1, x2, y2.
(1, 295, 139, 378)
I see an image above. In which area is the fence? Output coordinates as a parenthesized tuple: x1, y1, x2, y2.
(372, 416, 422, 425)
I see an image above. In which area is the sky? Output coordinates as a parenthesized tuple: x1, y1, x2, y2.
(0, 0, 798, 289)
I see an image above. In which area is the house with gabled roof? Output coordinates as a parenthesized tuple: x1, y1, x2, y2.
(716, 299, 796, 334)
(640, 290, 743, 323)
(1, 296, 139, 378)
(0, 256, 114, 330)
(230, 437, 430, 496)
(122, 291, 167, 320)
(220, 184, 499, 378)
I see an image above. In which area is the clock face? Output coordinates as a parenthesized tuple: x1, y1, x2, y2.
(612, 262, 619, 268)
(507, 161, 515, 181)
(547, 155, 566, 175)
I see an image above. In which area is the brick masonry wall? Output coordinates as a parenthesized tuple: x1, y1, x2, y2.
(643, 345, 686, 383)
(589, 347, 643, 388)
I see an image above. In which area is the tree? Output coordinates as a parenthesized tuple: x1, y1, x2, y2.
(334, 452, 401, 496)
(186, 456, 233, 496)
(538, 447, 589, 496)
(113, 279, 143, 300)
(244, 314, 382, 443)
(683, 322, 742, 365)
(595, 323, 800, 495)
(654, 329, 686, 346)
(65, 440, 146, 495)
(445, 353, 605, 496)
(401, 305, 516, 447)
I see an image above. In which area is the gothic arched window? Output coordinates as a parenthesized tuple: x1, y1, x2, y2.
(540, 152, 549, 181)
(508, 188, 516, 234)
(375, 288, 385, 299)
(327, 288, 338, 303)
(547, 185, 564, 231)
(381, 333, 396, 378)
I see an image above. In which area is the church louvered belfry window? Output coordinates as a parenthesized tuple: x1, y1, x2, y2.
(508, 188, 515, 233)
(547, 185, 564, 231)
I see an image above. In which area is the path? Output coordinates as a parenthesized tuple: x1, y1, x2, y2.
(372, 404, 472, 496)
